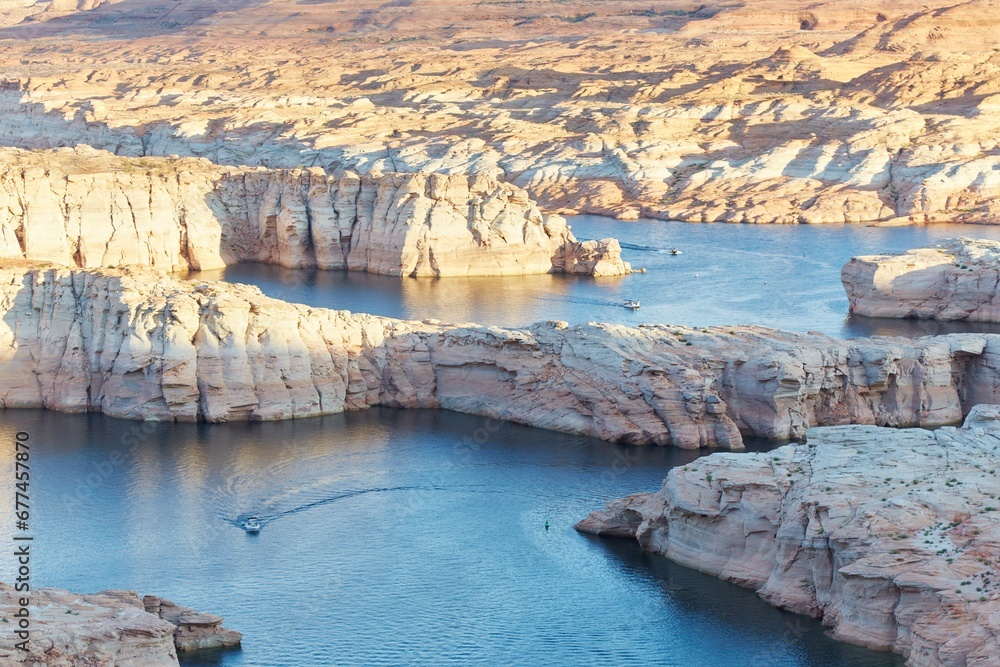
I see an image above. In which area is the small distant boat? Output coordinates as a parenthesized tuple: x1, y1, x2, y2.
(243, 516, 262, 534)
(623, 299, 640, 309)
(669, 248, 682, 255)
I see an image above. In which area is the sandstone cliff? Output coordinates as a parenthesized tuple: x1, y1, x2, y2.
(0, 585, 240, 666)
(576, 406, 1000, 667)
(843, 237, 1000, 321)
(6, 262, 1000, 448)
(0, 147, 629, 277)
(3, 1, 1000, 224)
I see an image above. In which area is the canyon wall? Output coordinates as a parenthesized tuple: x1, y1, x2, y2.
(576, 407, 1000, 666)
(6, 262, 1000, 448)
(843, 238, 1000, 321)
(0, 147, 629, 277)
(3, 1, 1000, 223)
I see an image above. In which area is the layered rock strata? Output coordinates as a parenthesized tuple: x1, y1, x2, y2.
(843, 237, 1000, 321)
(6, 262, 1000, 448)
(5, 1, 1000, 224)
(0, 585, 240, 666)
(142, 596, 242, 652)
(576, 406, 1000, 667)
(0, 147, 629, 277)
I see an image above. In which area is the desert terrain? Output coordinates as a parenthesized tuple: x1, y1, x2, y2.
(5, 2, 1000, 666)
(2, 0, 1000, 224)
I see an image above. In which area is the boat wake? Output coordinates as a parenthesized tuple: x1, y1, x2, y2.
(224, 485, 475, 530)
(537, 294, 627, 309)
(618, 242, 676, 254)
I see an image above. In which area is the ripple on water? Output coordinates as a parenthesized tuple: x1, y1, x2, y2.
(0, 409, 905, 667)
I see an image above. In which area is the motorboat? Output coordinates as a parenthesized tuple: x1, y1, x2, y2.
(623, 299, 640, 309)
(669, 248, 682, 255)
(243, 516, 262, 534)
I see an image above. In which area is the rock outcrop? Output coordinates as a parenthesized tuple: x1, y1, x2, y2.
(6, 262, 1000, 448)
(843, 237, 1000, 321)
(142, 596, 242, 652)
(0, 584, 240, 666)
(0, 147, 629, 277)
(576, 407, 1000, 666)
(4, 0, 1000, 224)
(556, 237, 633, 277)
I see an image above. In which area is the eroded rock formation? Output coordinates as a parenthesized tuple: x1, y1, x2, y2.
(6, 262, 1000, 448)
(0, 147, 629, 277)
(576, 406, 1000, 666)
(843, 237, 1000, 321)
(3, 1, 1000, 224)
(0, 584, 240, 666)
(143, 596, 242, 653)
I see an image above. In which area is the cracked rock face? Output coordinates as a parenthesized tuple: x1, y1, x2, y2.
(577, 407, 1000, 666)
(0, 585, 240, 666)
(6, 263, 1000, 448)
(843, 237, 1000, 321)
(0, 147, 629, 277)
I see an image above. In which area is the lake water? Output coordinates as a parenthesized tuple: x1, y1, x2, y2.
(184, 218, 1000, 338)
(8, 218, 983, 666)
(0, 409, 904, 667)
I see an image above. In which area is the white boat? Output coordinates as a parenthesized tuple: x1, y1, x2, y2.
(669, 248, 682, 255)
(243, 516, 262, 534)
(623, 299, 640, 309)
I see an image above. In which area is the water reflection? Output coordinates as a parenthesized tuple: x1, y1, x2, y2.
(842, 314, 1000, 338)
(182, 219, 1000, 339)
(1, 408, 903, 667)
(593, 538, 904, 667)
(185, 264, 586, 327)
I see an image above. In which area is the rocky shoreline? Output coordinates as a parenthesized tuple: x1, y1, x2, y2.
(577, 405, 1000, 666)
(6, 262, 1000, 447)
(844, 237, 1000, 322)
(5, 1, 1000, 664)
(0, 146, 629, 278)
(0, 585, 240, 665)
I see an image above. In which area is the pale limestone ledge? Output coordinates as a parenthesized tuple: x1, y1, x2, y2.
(0, 146, 629, 278)
(0, 584, 240, 666)
(577, 405, 1000, 667)
(7, 263, 1000, 448)
(843, 237, 1000, 322)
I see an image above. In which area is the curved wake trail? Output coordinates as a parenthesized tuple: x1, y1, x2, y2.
(618, 242, 674, 254)
(537, 294, 631, 308)
(223, 485, 484, 529)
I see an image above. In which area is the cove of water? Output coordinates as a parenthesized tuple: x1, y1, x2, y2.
(0, 409, 904, 667)
(7, 219, 976, 666)
(184, 218, 1000, 338)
